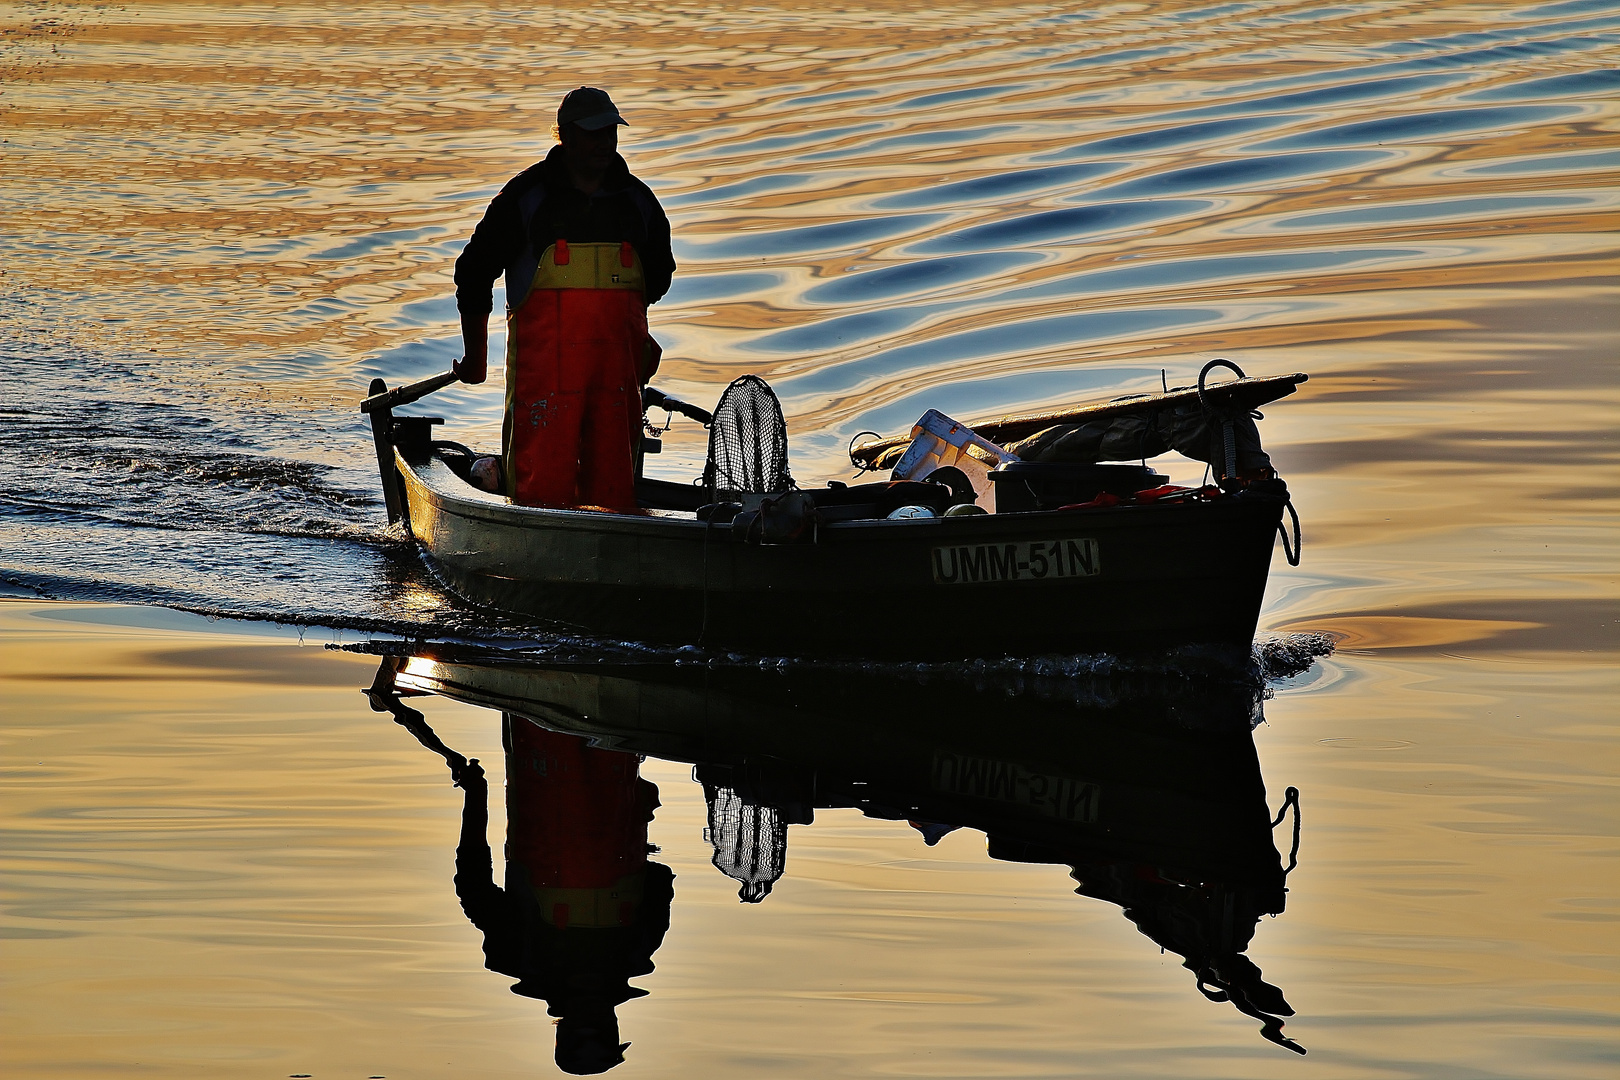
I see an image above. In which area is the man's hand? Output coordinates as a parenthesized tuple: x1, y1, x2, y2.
(453, 354, 487, 385)
(451, 756, 486, 789)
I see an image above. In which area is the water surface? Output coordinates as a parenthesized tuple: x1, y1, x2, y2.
(1, 0, 1616, 1075)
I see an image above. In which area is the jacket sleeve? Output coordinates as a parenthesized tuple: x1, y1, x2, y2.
(629, 860, 676, 978)
(452, 777, 513, 945)
(635, 184, 676, 306)
(454, 189, 524, 318)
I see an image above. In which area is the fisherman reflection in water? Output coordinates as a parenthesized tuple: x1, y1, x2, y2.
(448, 716, 672, 1075)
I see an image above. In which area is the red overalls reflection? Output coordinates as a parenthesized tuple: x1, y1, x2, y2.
(454, 715, 671, 1075)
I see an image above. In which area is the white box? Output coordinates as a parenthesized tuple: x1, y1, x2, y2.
(889, 410, 1018, 512)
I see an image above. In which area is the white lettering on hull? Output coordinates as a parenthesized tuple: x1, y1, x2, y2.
(931, 538, 1100, 584)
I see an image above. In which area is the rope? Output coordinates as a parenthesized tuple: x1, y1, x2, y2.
(847, 430, 880, 470)
(645, 407, 675, 437)
(1278, 499, 1302, 566)
(699, 513, 714, 644)
(1195, 357, 1247, 414)
(1197, 359, 1247, 486)
(1271, 786, 1301, 877)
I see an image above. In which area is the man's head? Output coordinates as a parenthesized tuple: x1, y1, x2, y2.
(556, 87, 627, 182)
(554, 1007, 628, 1075)
(557, 86, 627, 132)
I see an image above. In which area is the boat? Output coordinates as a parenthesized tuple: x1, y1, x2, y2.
(361, 362, 1307, 661)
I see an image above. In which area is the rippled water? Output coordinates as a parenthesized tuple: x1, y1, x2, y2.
(2, 0, 1617, 1076)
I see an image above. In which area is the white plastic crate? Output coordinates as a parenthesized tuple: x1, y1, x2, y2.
(890, 409, 1018, 512)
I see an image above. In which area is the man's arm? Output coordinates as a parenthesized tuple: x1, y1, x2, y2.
(453, 187, 526, 384)
(631, 181, 676, 305)
(455, 311, 488, 384)
(450, 758, 506, 933)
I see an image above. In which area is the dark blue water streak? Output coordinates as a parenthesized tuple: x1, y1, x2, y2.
(909, 199, 1216, 255)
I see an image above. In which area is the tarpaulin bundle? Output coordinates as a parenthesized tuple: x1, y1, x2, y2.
(848, 370, 1305, 478)
(1005, 394, 1272, 481)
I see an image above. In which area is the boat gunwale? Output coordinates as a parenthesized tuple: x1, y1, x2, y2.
(397, 448, 1265, 540)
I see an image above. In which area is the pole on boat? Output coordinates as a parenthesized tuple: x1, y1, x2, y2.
(360, 368, 462, 414)
(643, 385, 714, 426)
(365, 658, 476, 778)
(361, 368, 461, 526)
(366, 377, 405, 524)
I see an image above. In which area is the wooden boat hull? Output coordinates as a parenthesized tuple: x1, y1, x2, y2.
(395, 448, 1288, 660)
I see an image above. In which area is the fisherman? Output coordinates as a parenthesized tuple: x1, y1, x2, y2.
(452, 86, 675, 510)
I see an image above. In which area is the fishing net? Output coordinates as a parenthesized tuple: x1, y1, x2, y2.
(703, 780, 787, 903)
(705, 374, 791, 499)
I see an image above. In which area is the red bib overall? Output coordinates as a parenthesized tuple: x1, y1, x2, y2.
(504, 239, 647, 511)
(505, 719, 660, 929)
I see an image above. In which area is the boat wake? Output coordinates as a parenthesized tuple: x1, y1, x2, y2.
(336, 626, 1336, 699)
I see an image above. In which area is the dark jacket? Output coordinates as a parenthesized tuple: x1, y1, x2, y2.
(454, 144, 675, 316)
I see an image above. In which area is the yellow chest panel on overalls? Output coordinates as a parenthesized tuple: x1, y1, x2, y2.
(520, 239, 645, 298)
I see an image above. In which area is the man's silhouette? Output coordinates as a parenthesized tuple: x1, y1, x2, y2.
(452, 715, 672, 1074)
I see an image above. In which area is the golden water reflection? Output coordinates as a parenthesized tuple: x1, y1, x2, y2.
(4, 601, 1616, 1078)
(7, 0, 1616, 461)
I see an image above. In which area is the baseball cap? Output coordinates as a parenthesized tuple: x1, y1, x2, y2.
(557, 86, 628, 131)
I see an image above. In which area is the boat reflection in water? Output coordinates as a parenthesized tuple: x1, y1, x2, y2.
(363, 648, 1307, 1069)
